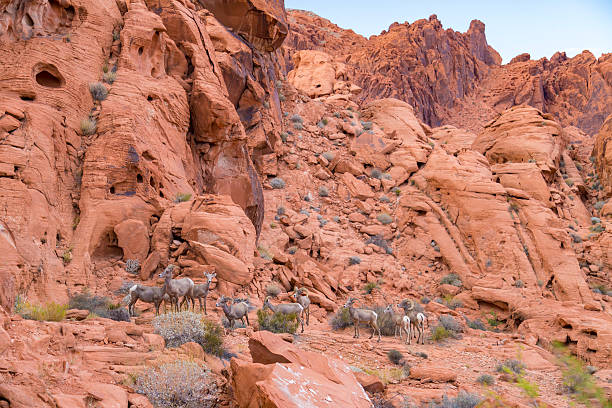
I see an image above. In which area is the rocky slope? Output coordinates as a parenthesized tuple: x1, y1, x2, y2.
(285, 9, 612, 135)
(0, 1, 611, 407)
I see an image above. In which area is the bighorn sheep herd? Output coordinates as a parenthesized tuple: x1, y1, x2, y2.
(124, 265, 430, 345)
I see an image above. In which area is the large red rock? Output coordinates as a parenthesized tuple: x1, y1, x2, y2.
(593, 114, 612, 196)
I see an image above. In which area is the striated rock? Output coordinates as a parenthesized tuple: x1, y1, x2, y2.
(593, 114, 612, 196)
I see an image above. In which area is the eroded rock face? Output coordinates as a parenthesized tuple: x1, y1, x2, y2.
(231, 331, 371, 408)
(593, 114, 612, 196)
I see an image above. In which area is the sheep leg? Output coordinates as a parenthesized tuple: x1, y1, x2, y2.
(299, 315, 304, 333)
(202, 295, 207, 315)
(128, 295, 138, 317)
(245, 313, 250, 327)
(306, 307, 310, 326)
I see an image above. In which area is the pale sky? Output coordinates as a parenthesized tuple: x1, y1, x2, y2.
(284, 0, 612, 63)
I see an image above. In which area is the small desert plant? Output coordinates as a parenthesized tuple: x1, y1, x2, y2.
(486, 311, 502, 328)
(429, 392, 482, 408)
(594, 200, 606, 211)
(361, 121, 373, 130)
(365, 235, 393, 254)
(322, 151, 335, 161)
(497, 359, 525, 375)
(276, 206, 285, 215)
(391, 187, 401, 196)
(80, 117, 97, 135)
(432, 326, 451, 342)
(287, 246, 297, 254)
(379, 195, 391, 203)
(293, 122, 303, 130)
(16, 300, 67, 322)
(515, 279, 524, 288)
(174, 192, 192, 203)
(89, 82, 108, 101)
(103, 71, 116, 84)
(200, 320, 224, 357)
(421, 296, 431, 304)
(258, 246, 273, 261)
(370, 168, 382, 179)
(330, 307, 353, 330)
(477, 374, 495, 386)
(125, 259, 140, 274)
(257, 309, 298, 334)
(269, 177, 286, 189)
(387, 349, 403, 365)
(62, 248, 73, 264)
(566, 179, 574, 187)
(349, 256, 361, 265)
(153, 312, 207, 348)
(69, 292, 130, 322)
(136, 360, 217, 408)
(318, 186, 329, 197)
(442, 294, 463, 310)
(280, 132, 288, 142)
(363, 282, 378, 294)
(265, 283, 281, 297)
(377, 213, 393, 224)
(440, 273, 462, 287)
(290, 113, 303, 123)
(439, 315, 463, 333)
(466, 318, 486, 331)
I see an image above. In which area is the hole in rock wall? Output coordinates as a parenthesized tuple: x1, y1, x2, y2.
(92, 229, 122, 261)
(149, 176, 155, 187)
(137, 174, 143, 183)
(23, 13, 34, 27)
(20, 94, 35, 101)
(138, 46, 144, 55)
(34, 64, 65, 88)
(110, 186, 115, 194)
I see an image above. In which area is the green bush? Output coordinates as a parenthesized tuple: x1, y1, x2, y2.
(103, 71, 116, 84)
(174, 193, 192, 203)
(153, 312, 225, 356)
(467, 318, 486, 331)
(257, 309, 298, 334)
(136, 360, 217, 408)
(280, 132, 288, 142)
(387, 349, 403, 365)
(496, 359, 525, 375)
(428, 392, 482, 408)
(80, 117, 97, 135)
(377, 213, 393, 224)
(16, 299, 67, 322)
(432, 326, 451, 342)
(89, 82, 108, 101)
(364, 282, 377, 294)
(330, 307, 352, 330)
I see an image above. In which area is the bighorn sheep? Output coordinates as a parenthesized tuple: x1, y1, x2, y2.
(398, 299, 427, 345)
(180, 272, 216, 314)
(126, 285, 170, 316)
(344, 297, 381, 341)
(384, 304, 411, 342)
(291, 287, 311, 326)
(263, 296, 305, 333)
(216, 295, 249, 329)
(159, 265, 195, 312)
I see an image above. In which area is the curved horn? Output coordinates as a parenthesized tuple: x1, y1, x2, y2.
(404, 299, 414, 310)
(300, 287, 309, 295)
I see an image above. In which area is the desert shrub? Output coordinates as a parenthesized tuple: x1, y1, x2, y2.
(269, 177, 285, 189)
(333, 215, 340, 223)
(432, 326, 451, 342)
(476, 374, 495, 386)
(290, 113, 303, 123)
(429, 391, 482, 408)
(497, 359, 525, 375)
(349, 256, 361, 265)
(153, 311, 206, 348)
(266, 284, 281, 297)
(486, 311, 502, 328)
(136, 360, 217, 408)
(16, 300, 67, 322)
(361, 121, 373, 130)
(566, 179, 574, 187)
(80, 117, 97, 135)
(280, 132, 288, 142)
(287, 246, 297, 254)
(330, 307, 353, 330)
(439, 315, 463, 333)
(571, 233, 582, 243)
(379, 195, 391, 203)
(377, 213, 393, 224)
(62, 248, 73, 264)
(257, 309, 298, 334)
(258, 246, 273, 261)
(387, 349, 403, 365)
(515, 280, 525, 288)
(322, 151, 335, 161)
(591, 216, 601, 224)
(89, 82, 108, 101)
(293, 122, 303, 130)
(174, 193, 191, 203)
(364, 282, 378, 294)
(69, 292, 129, 322)
(366, 234, 392, 254)
(391, 187, 401, 196)
(114, 280, 136, 295)
(594, 200, 606, 211)
(370, 168, 382, 179)
(443, 295, 463, 310)
(440, 273, 462, 287)
(103, 71, 116, 84)
(200, 320, 224, 357)
(421, 296, 431, 304)
(276, 206, 285, 216)
(318, 186, 329, 197)
(125, 259, 139, 274)
(467, 318, 486, 331)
